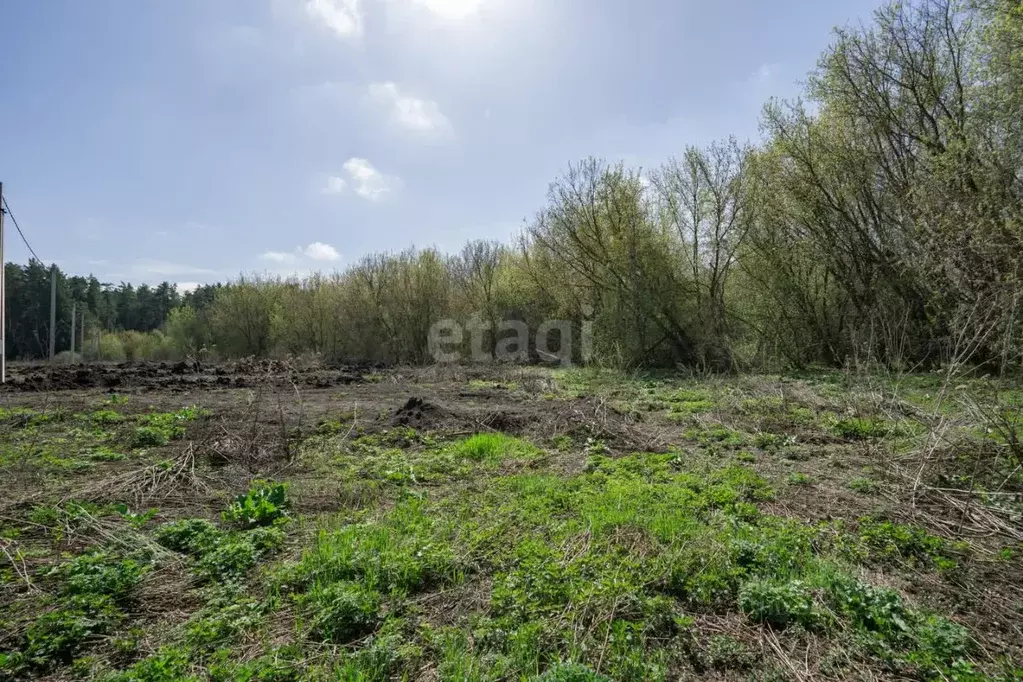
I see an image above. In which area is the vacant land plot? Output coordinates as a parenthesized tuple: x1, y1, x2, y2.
(0, 362, 1020, 681)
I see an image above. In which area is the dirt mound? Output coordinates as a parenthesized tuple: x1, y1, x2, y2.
(5, 365, 124, 391)
(391, 396, 453, 429)
(0, 361, 368, 393)
(389, 396, 534, 435)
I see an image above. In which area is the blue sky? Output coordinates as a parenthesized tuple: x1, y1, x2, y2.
(1, 0, 883, 291)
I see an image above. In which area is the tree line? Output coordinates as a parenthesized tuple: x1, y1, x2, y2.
(8, 0, 1023, 372)
(1, 260, 220, 361)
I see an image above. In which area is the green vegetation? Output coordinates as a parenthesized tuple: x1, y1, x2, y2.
(828, 415, 897, 441)
(131, 406, 209, 449)
(153, 512, 286, 585)
(848, 477, 881, 495)
(154, 519, 223, 556)
(853, 518, 959, 570)
(787, 472, 812, 486)
(448, 433, 541, 463)
(129, 426, 171, 448)
(1, 371, 1020, 680)
(0, 403, 207, 479)
(222, 481, 291, 529)
(298, 429, 543, 488)
(2, 550, 150, 674)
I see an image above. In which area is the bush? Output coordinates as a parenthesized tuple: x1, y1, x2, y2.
(165, 306, 207, 358)
(303, 581, 382, 643)
(856, 518, 956, 569)
(184, 594, 263, 649)
(223, 481, 290, 529)
(194, 538, 258, 582)
(738, 579, 825, 630)
(246, 526, 287, 554)
(88, 447, 127, 462)
(119, 330, 180, 363)
(130, 426, 171, 448)
(154, 519, 223, 556)
(95, 334, 127, 362)
(911, 615, 972, 665)
(55, 551, 147, 603)
(821, 574, 912, 640)
(103, 645, 194, 681)
(20, 594, 120, 671)
(89, 409, 124, 425)
(831, 417, 891, 441)
(53, 351, 83, 364)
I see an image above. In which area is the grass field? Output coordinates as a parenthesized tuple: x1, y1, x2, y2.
(0, 362, 1021, 681)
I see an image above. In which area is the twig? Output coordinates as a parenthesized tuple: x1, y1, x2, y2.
(0, 538, 36, 592)
(764, 628, 810, 682)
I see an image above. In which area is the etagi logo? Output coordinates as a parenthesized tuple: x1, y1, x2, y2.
(428, 309, 594, 366)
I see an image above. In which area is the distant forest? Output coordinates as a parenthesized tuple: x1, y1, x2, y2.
(7, 0, 1023, 372)
(1, 260, 219, 361)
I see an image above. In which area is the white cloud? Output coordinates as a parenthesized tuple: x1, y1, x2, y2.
(305, 0, 362, 39)
(340, 157, 399, 201)
(261, 251, 298, 264)
(406, 0, 486, 20)
(260, 243, 342, 267)
(302, 242, 341, 261)
(177, 282, 201, 294)
(322, 175, 347, 194)
(368, 82, 449, 133)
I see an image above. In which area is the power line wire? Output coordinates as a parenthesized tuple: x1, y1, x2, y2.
(1, 196, 43, 263)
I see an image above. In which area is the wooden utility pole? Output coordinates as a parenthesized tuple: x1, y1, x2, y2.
(49, 265, 56, 363)
(70, 302, 75, 364)
(0, 182, 5, 384)
(80, 309, 85, 363)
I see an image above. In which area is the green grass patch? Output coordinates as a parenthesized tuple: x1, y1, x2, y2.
(683, 424, 746, 447)
(851, 517, 960, 570)
(787, 472, 812, 486)
(665, 389, 716, 415)
(128, 406, 209, 449)
(448, 433, 541, 464)
(279, 497, 462, 596)
(826, 415, 897, 441)
(848, 477, 880, 494)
